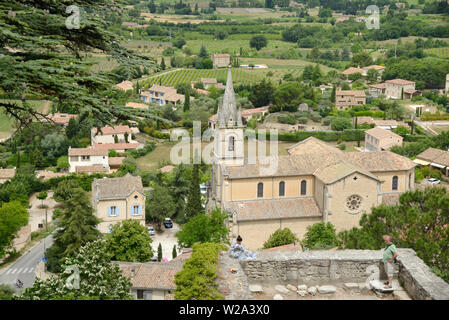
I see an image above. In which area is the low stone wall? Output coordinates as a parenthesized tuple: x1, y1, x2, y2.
(232, 249, 449, 300)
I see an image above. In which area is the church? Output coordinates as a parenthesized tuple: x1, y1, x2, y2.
(207, 67, 416, 250)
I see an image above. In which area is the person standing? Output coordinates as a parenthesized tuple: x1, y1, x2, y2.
(382, 235, 398, 289)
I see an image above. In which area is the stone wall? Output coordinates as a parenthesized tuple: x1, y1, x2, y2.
(230, 249, 449, 300)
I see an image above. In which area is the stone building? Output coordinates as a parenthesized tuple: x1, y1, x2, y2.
(385, 79, 416, 100)
(92, 174, 145, 233)
(207, 68, 416, 250)
(335, 90, 366, 110)
(365, 127, 403, 152)
(68, 147, 109, 173)
(91, 125, 133, 145)
(211, 54, 231, 69)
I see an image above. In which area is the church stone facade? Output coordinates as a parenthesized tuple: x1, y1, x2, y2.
(207, 68, 416, 250)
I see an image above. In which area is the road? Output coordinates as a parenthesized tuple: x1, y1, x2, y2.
(0, 235, 53, 291)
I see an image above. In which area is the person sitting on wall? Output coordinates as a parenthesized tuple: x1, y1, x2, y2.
(229, 235, 256, 260)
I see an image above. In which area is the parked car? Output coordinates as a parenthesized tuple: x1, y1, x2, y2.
(427, 178, 441, 184)
(200, 183, 207, 195)
(164, 218, 173, 228)
(147, 225, 155, 236)
(150, 256, 157, 262)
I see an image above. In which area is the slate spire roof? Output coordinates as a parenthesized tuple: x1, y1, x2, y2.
(217, 67, 244, 128)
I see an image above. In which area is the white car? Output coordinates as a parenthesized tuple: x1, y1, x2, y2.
(427, 178, 441, 185)
(147, 225, 155, 236)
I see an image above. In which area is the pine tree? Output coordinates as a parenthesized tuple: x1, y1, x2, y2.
(172, 245, 177, 259)
(160, 57, 166, 70)
(185, 164, 202, 219)
(157, 243, 163, 262)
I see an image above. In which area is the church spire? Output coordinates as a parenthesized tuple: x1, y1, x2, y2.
(217, 66, 243, 128)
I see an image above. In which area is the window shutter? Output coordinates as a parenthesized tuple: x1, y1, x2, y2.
(130, 206, 134, 216)
(107, 207, 111, 217)
(116, 206, 119, 216)
(138, 205, 142, 215)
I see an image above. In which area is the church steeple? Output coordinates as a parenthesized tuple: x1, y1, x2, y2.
(217, 66, 243, 128)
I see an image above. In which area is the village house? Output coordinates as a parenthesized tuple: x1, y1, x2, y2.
(43, 113, 77, 127)
(335, 90, 366, 110)
(140, 84, 190, 106)
(341, 67, 364, 78)
(91, 125, 134, 145)
(385, 79, 418, 99)
(364, 127, 403, 152)
(362, 65, 386, 77)
(115, 249, 192, 300)
(115, 80, 134, 92)
(92, 174, 145, 233)
(368, 83, 386, 97)
(68, 147, 109, 173)
(0, 168, 15, 184)
(208, 106, 269, 129)
(192, 78, 225, 90)
(356, 117, 410, 130)
(415, 147, 449, 177)
(206, 67, 416, 250)
(211, 53, 230, 69)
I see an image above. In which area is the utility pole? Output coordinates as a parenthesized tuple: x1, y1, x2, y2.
(45, 207, 48, 232)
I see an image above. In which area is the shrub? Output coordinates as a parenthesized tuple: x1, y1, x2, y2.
(301, 222, 339, 250)
(174, 243, 226, 300)
(331, 117, 352, 131)
(263, 228, 299, 249)
(298, 116, 308, 124)
(338, 143, 346, 150)
(277, 114, 296, 125)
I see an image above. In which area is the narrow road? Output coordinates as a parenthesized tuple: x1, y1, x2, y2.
(0, 235, 54, 291)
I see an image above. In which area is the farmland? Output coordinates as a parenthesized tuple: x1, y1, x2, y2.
(425, 47, 449, 58)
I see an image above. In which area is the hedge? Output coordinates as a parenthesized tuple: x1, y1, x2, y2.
(421, 114, 449, 121)
(174, 243, 226, 300)
(247, 129, 366, 142)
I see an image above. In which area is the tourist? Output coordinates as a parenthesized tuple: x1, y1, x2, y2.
(229, 235, 256, 260)
(382, 235, 398, 289)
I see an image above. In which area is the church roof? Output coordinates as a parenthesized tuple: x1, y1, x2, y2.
(216, 67, 243, 128)
(313, 160, 380, 184)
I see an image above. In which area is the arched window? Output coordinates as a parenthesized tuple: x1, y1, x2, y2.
(392, 176, 398, 190)
(228, 136, 235, 151)
(279, 181, 285, 197)
(257, 182, 263, 198)
(300, 180, 307, 195)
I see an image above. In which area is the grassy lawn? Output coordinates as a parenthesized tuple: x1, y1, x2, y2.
(0, 100, 50, 139)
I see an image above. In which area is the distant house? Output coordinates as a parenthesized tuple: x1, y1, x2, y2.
(115, 249, 192, 300)
(415, 148, 449, 177)
(0, 168, 15, 184)
(92, 143, 139, 153)
(404, 104, 439, 116)
(341, 67, 364, 78)
(335, 90, 366, 110)
(193, 78, 225, 90)
(358, 117, 409, 130)
(211, 53, 230, 69)
(368, 83, 386, 97)
(91, 125, 133, 145)
(208, 106, 269, 129)
(44, 113, 77, 127)
(92, 174, 145, 233)
(108, 157, 125, 173)
(36, 171, 69, 180)
(385, 79, 417, 100)
(365, 127, 403, 152)
(115, 80, 134, 92)
(68, 147, 109, 173)
(362, 65, 385, 77)
(140, 85, 190, 106)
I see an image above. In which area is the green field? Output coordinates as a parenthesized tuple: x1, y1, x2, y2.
(0, 100, 50, 139)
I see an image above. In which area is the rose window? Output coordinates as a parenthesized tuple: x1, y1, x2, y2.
(346, 195, 362, 212)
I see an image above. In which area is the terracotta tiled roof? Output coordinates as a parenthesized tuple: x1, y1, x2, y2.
(195, 88, 210, 95)
(93, 143, 139, 151)
(160, 165, 175, 173)
(341, 67, 364, 75)
(108, 157, 125, 167)
(0, 168, 15, 179)
(126, 102, 149, 109)
(336, 90, 366, 97)
(201, 78, 217, 84)
(356, 116, 374, 124)
(242, 107, 269, 116)
(115, 81, 133, 91)
(342, 151, 416, 172)
(148, 84, 177, 95)
(363, 65, 385, 71)
(314, 160, 380, 184)
(68, 147, 108, 156)
(212, 53, 230, 58)
(227, 198, 322, 222)
(36, 171, 69, 180)
(365, 127, 402, 140)
(92, 125, 131, 135)
(93, 174, 143, 199)
(417, 148, 449, 167)
(404, 89, 420, 94)
(75, 165, 107, 173)
(288, 137, 343, 156)
(385, 79, 415, 85)
(47, 113, 77, 124)
(369, 83, 386, 89)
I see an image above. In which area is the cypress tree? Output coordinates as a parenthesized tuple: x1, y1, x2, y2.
(183, 90, 190, 112)
(330, 85, 336, 103)
(157, 243, 163, 262)
(172, 245, 177, 259)
(160, 57, 166, 70)
(185, 164, 202, 219)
